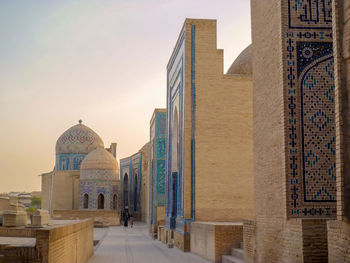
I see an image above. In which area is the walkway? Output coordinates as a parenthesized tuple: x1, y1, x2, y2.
(88, 223, 211, 263)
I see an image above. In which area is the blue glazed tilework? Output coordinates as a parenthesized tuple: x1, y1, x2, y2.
(284, 0, 336, 218)
(288, 0, 332, 29)
(56, 154, 86, 171)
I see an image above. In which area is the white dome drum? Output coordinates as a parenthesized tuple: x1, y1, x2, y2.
(80, 147, 119, 180)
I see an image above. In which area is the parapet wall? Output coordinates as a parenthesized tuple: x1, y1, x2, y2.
(53, 210, 120, 226)
(190, 222, 243, 263)
(0, 219, 93, 263)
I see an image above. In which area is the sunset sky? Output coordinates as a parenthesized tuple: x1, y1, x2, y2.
(0, 0, 251, 193)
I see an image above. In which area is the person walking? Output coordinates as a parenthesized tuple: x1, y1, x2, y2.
(124, 212, 128, 227)
(130, 214, 134, 228)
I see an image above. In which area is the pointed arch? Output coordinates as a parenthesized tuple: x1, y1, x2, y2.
(113, 194, 118, 210)
(98, 193, 104, 209)
(83, 193, 89, 209)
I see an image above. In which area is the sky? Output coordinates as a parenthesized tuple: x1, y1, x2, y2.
(0, 0, 251, 193)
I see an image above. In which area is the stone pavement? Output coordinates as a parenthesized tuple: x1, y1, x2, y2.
(88, 222, 211, 263)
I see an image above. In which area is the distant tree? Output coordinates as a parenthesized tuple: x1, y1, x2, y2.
(31, 196, 41, 208)
(26, 207, 36, 213)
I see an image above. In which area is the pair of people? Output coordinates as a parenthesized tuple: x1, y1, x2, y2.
(122, 212, 134, 228)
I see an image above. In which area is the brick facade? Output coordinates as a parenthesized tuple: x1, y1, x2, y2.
(164, 18, 254, 252)
(0, 219, 93, 263)
(190, 222, 243, 263)
(327, 1, 350, 262)
(149, 109, 167, 235)
(120, 143, 150, 221)
(248, 0, 333, 262)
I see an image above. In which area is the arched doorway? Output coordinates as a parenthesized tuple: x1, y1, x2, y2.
(83, 193, 89, 209)
(172, 108, 179, 172)
(123, 173, 129, 210)
(134, 175, 138, 211)
(170, 107, 180, 229)
(98, 194, 104, 209)
(113, 194, 117, 210)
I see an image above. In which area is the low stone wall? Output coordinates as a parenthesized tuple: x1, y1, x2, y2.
(0, 219, 93, 263)
(53, 210, 120, 226)
(243, 219, 255, 263)
(161, 228, 168, 244)
(157, 206, 165, 226)
(174, 229, 190, 252)
(190, 222, 243, 262)
(327, 220, 350, 263)
(157, 226, 164, 241)
(0, 245, 40, 263)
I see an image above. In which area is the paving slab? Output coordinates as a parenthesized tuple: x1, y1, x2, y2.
(88, 222, 211, 263)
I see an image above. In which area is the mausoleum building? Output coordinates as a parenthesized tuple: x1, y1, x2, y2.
(149, 109, 167, 236)
(164, 19, 254, 255)
(40, 121, 121, 225)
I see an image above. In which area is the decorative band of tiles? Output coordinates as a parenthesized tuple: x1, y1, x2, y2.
(284, 0, 336, 218)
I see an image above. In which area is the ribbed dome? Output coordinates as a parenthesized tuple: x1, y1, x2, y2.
(56, 123, 104, 155)
(80, 148, 119, 180)
(227, 44, 252, 75)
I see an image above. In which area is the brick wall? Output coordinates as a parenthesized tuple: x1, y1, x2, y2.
(53, 210, 120, 226)
(0, 219, 93, 263)
(214, 224, 243, 262)
(157, 206, 165, 226)
(41, 172, 52, 211)
(0, 245, 41, 263)
(186, 19, 254, 223)
(44, 219, 93, 263)
(243, 219, 255, 263)
(302, 220, 328, 262)
(190, 222, 243, 263)
(327, 1, 350, 262)
(333, 0, 350, 222)
(328, 220, 350, 262)
(249, 0, 332, 262)
(173, 230, 190, 252)
(165, 19, 254, 230)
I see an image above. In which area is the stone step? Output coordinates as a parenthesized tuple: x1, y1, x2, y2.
(231, 248, 244, 259)
(222, 255, 244, 263)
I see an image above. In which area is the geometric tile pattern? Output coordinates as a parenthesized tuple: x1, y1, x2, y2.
(79, 179, 118, 210)
(157, 160, 166, 194)
(157, 138, 166, 159)
(284, 0, 337, 218)
(80, 169, 118, 180)
(149, 111, 167, 226)
(156, 113, 166, 199)
(55, 123, 104, 155)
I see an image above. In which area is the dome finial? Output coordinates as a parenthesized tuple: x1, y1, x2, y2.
(79, 119, 82, 124)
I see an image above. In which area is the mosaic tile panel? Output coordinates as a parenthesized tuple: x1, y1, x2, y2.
(157, 113, 166, 135)
(157, 138, 166, 159)
(284, 0, 336, 218)
(56, 154, 86, 171)
(157, 160, 166, 194)
(79, 180, 118, 210)
(56, 124, 104, 154)
(80, 169, 118, 180)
